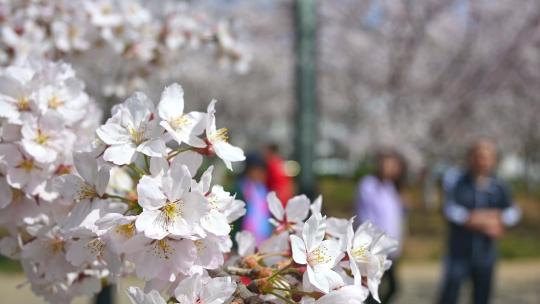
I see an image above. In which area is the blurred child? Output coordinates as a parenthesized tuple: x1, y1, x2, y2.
(356, 149, 407, 304)
(237, 153, 273, 245)
(264, 143, 293, 206)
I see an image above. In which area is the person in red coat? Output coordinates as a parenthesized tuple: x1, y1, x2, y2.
(263, 143, 293, 206)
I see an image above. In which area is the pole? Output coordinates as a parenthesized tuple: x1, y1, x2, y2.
(294, 0, 318, 198)
(95, 284, 114, 304)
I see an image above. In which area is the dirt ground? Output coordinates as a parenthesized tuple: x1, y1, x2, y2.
(0, 260, 538, 304)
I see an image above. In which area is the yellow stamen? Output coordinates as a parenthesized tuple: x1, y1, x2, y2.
(17, 96, 30, 111)
(170, 115, 190, 129)
(17, 159, 35, 172)
(115, 222, 135, 239)
(351, 245, 369, 262)
(154, 201, 184, 230)
(76, 182, 97, 200)
(194, 240, 206, 252)
(35, 130, 49, 145)
(48, 95, 64, 109)
(50, 238, 65, 254)
(128, 126, 145, 145)
(101, 4, 112, 15)
(86, 238, 105, 256)
(307, 245, 332, 266)
(152, 239, 173, 260)
(211, 128, 229, 142)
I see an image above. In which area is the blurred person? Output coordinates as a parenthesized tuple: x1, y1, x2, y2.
(264, 143, 293, 205)
(438, 139, 521, 304)
(356, 149, 407, 304)
(236, 153, 273, 245)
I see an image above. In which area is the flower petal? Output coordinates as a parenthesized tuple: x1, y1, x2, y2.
(267, 192, 284, 221)
(137, 176, 166, 210)
(290, 234, 307, 265)
(158, 83, 184, 121)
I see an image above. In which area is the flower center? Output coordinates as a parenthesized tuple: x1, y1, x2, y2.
(115, 222, 135, 238)
(170, 114, 190, 129)
(194, 240, 206, 252)
(49, 238, 65, 254)
(17, 159, 35, 172)
(16, 95, 30, 111)
(101, 4, 113, 15)
(12, 188, 24, 203)
(152, 239, 173, 260)
(86, 238, 106, 256)
(76, 182, 98, 200)
(307, 244, 331, 267)
(351, 245, 369, 262)
(208, 195, 219, 210)
(128, 126, 146, 145)
(35, 130, 50, 145)
(54, 164, 72, 175)
(210, 128, 228, 143)
(68, 26, 79, 40)
(48, 95, 64, 109)
(154, 201, 184, 230)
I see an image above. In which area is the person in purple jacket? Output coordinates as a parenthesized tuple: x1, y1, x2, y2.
(356, 149, 407, 304)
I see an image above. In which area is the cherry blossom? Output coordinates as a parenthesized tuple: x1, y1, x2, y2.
(135, 164, 207, 240)
(96, 92, 166, 165)
(0, 59, 398, 304)
(347, 221, 399, 302)
(290, 213, 344, 294)
(268, 191, 311, 233)
(203, 100, 245, 170)
(174, 273, 237, 304)
(157, 83, 206, 148)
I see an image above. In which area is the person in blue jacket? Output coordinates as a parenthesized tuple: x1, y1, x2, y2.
(438, 139, 521, 304)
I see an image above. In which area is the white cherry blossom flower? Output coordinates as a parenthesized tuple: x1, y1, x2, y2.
(157, 83, 206, 148)
(123, 234, 197, 281)
(0, 143, 44, 195)
(290, 213, 344, 294)
(21, 112, 76, 163)
(55, 151, 110, 202)
(302, 285, 369, 304)
(96, 92, 166, 165)
(268, 192, 310, 233)
(34, 82, 89, 125)
(127, 286, 166, 304)
(346, 221, 398, 302)
(0, 64, 37, 124)
(203, 100, 245, 170)
(136, 164, 207, 239)
(51, 18, 91, 52)
(235, 230, 256, 257)
(174, 273, 237, 304)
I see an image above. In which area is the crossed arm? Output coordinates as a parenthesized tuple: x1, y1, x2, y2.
(444, 201, 521, 239)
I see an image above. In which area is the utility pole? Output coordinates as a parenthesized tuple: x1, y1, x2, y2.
(294, 0, 318, 198)
(95, 284, 114, 304)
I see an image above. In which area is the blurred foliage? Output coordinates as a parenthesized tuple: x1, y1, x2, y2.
(0, 257, 20, 273)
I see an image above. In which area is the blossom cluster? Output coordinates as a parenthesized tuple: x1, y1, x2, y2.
(0, 59, 397, 304)
(129, 193, 398, 304)
(0, 59, 102, 302)
(0, 0, 250, 98)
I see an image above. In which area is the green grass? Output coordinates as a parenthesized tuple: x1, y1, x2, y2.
(0, 256, 21, 273)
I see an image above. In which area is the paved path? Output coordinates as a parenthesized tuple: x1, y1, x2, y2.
(0, 260, 538, 303)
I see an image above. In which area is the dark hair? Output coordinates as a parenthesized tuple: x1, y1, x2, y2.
(265, 142, 279, 153)
(374, 149, 407, 191)
(242, 153, 266, 175)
